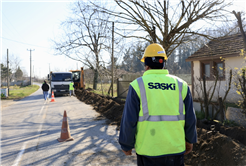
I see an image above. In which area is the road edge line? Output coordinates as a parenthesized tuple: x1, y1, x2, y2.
(12, 142, 28, 166)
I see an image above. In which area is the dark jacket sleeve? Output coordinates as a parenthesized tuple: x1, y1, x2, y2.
(119, 85, 140, 151)
(184, 87, 197, 144)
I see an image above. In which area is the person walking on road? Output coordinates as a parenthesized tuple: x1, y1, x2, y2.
(41, 80, 49, 101)
(119, 43, 197, 166)
(69, 82, 75, 97)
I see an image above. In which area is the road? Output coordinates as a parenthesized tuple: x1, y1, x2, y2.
(1, 83, 137, 166)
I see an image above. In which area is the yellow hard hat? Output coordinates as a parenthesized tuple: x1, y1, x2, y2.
(141, 43, 167, 62)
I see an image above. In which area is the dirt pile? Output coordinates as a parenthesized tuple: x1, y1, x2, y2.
(75, 89, 246, 166)
(197, 120, 246, 146)
(185, 128, 246, 166)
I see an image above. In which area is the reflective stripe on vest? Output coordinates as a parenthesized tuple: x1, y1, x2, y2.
(137, 77, 184, 122)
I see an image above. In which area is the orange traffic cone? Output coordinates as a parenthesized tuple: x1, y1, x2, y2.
(50, 91, 55, 102)
(57, 110, 74, 142)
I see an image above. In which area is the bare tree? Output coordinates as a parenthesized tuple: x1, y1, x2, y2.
(232, 11, 246, 113)
(95, 0, 232, 57)
(233, 11, 246, 50)
(53, 1, 114, 90)
(194, 69, 232, 120)
(2, 54, 22, 81)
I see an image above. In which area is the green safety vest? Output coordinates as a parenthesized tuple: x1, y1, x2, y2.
(130, 69, 188, 156)
(69, 82, 74, 90)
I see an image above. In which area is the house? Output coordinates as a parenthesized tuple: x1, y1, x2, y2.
(186, 33, 246, 103)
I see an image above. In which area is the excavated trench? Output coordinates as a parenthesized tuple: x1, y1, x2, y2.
(75, 89, 246, 166)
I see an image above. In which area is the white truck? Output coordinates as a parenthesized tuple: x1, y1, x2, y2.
(48, 71, 72, 96)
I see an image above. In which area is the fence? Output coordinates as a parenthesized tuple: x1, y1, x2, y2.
(117, 79, 132, 99)
(117, 74, 142, 99)
(1, 81, 30, 87)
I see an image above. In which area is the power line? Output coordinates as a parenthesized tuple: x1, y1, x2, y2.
(1, 36, 50, 48)
(2, 12, 29, 44)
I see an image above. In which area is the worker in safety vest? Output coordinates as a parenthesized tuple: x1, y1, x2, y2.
(69, 82, 75, 97)
(119, 43, 197, 166)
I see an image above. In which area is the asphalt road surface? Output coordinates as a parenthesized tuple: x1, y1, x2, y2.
(1, 83, 137, 166)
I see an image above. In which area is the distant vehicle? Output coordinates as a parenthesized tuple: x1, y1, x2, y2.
(48, 71, 72, 96)
(69, 67, 85, 90)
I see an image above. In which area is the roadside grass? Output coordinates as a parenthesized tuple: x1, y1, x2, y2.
(1, 85, 40, 100)
(85, 83, 117, 97)
(225, 102, 240, 110)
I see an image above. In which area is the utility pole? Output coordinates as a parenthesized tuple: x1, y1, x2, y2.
(39, 67, 41, 80)
(49, 63, 51, 73)
(111, 22, 114, 97)
(27, 49, 35, 85)
(7, 49, 9, 96)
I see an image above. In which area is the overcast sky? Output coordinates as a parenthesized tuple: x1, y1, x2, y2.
(1, 0, 246, 79)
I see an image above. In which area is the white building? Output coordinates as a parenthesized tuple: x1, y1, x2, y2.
(186, 33, 245, 103)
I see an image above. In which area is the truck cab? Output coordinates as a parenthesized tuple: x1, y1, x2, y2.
(48, 72, 72, 96)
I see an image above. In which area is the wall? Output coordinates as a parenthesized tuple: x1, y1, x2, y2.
(1, 81, 30, 87)
(192, 55, 245, 103)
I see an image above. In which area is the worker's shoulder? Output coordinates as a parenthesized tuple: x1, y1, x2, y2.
(130, 76, 146, 88)
(130, 76, 141, 84)
(166, 74, 188, 85)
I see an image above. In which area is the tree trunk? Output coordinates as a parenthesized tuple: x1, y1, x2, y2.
(218, 97, 224, 121)
(233, 11, 246, 50)
(93, 69, 98, 90)
(242, 69, 246, 111)
(203, 75, 209, 119)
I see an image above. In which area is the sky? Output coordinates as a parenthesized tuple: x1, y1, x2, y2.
(1, 0, 246, 79)
(1, 0, 78, 79)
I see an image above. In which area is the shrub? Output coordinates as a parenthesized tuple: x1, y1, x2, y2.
(234, 68, 246, 114)
(1, 93, 5, 98)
